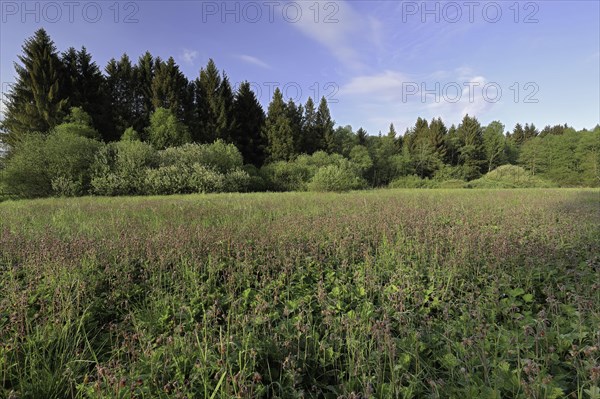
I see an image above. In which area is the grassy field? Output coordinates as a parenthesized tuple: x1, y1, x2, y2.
(0, 189, 599, 398)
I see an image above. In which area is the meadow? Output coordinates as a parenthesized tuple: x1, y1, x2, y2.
(0, 189, 598, 398)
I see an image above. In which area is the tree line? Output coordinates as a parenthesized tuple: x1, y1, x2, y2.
(0, 29, 598, 198)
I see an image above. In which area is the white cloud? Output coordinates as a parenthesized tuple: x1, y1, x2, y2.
(339, 67, 499, 132)
(340, 70, 413, 101)
(236, 54, 271, 69)
(285, 0, 383, 70)
(180, 49, 199, 65)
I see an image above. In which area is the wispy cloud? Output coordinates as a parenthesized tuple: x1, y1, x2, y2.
(180, 49, 199, 65)
(236, 54, 271, 69)
(285, 0, 383, 71)
(339, 67, 499, 131)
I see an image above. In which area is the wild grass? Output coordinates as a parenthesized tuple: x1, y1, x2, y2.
(0, 189, 599, 398)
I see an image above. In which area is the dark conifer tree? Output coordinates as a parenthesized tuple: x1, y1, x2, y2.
(263, 88, 295, 161)
(231, 82, 266, 166)
(133, 52, 157, 133)
(62, 47, 110, 140)
(151, 57, 189, 121)
(104, 54, 137, 140)
(301, 97, 319, 154)
(1, 29, 68, 146)
(316, 97, 335, 153)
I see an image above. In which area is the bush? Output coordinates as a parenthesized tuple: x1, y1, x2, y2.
(158, 141, 244, 174)
(307, 164, 367, 192)
(468, 165, 554, 188)
(260, 152, 350, 192)
(223, 168, 252, 192)
(260, 161, 313, 191)
(147, 108, 191, 149)
(121, 127, 141, 141)
(189, 164, 225, 193)
(389, 175, 431, 189)
(91, 140, 157, 196)
(144, 165, 194, 195)
(1, 133, 51, 198)
(1, 131, 102, 198)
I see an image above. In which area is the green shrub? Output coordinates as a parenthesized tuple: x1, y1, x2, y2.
(260, 161, 313, 191)
(468, 165, 554, 188)
(147, 108, 191, 149)
(144, 165, 194, 195)
(223, 168, 252, 192)
(389, 175, 431, 189)
(260, 152, 350, 192)
(91, 141, 157, 196)
(121, 127, 141, 141)
(1, 133, 51, 198)
(189, 164, 225, 193)
(158, 141, 243, 174)
(307, 164, 367, 192)
(1, 131, 102, 198)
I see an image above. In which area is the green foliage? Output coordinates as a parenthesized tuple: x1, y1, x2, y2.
(260, 151, 350, 191)
(231, 82, 266, 166)
(147, 107, 191, 149)
(389, 175, 432, 189)
(349, 145, 373, 175)
(1, 29, 68, 144)
(468, 165, 554, 188)
(121, 127, 140, 141)
(52, 107, 101, 140)
(91, 140, 157, 196)
(307, 163, 366, 192)
(0, 133, 51, 198)
(61, 47, 109, 140)
(263, 88, 297, 162)
(1, 130, 102, 198)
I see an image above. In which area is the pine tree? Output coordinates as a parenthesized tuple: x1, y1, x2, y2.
(483, 121, 506, 172)
(427, 117, 447, 160)
(523, 123, 539, 141)
(512, 123, 525, 145)
(62, 47, 110, 140)
(356, 128, 368, 146)
(300, 97, 319, 154)
(457, 114, 485, 179)
(104, 54, 137, 140)
(231, 82, 266, 166)
(133, 52, 157, 133)
(286, 99, 303, 154)
(195, 59, 222, 143)
(316, 97, 335, 153)
(216, 74, 235, 142)
(151, 57, 189, 121)
(1, 28, 68, 146)
(263, 88, 295, 161)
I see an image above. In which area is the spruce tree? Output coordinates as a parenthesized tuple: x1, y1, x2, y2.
(301, 97, 318, 154)
(456, 114, 485, 179)
(286, 99, 303, 154)
(151, 57, 189, 121)
(356, 128, 368, 146)
(316, 97, 335, 153)
(263, 88, 295, 161)
(231, 82, 266, 166)
(104, 54, 137, 140)
(512, 123, 525, 145)
(216, 74, 235, 142)
(133, 52, 157, 133)
(1, 29, 68, 146)
(62, 47, 109, 140)
(195, 59, 222, 143)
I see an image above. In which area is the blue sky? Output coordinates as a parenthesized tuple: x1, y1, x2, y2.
(1, 0, 599, 134)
